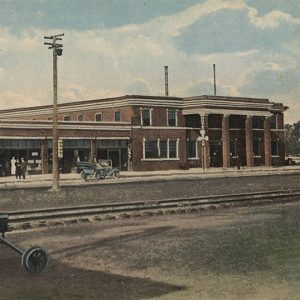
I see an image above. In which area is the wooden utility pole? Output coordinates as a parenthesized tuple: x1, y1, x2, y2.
(44, 34, 64, 191)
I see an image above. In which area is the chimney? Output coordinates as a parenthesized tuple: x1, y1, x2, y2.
(213, 64, 216, 96)
(164, 66, 169, 96)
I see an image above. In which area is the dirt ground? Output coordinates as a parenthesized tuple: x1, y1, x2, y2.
(0, 173, 300, 211)
(1, 201, 300, 299)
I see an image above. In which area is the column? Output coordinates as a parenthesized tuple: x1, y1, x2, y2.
(90, 139, 97, 162)
(264, 117, 272, 166)
(245, 115, 254, 167)
(41, 139, 49, 174)
(222, 114, 230, 168)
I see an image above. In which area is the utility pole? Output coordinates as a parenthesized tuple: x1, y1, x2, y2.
(44, 33, 64, 191)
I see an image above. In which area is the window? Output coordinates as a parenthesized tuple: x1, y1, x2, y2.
(253, 140, 262, 157)
(230, 140, 238, 157)
(186, 114, 200, 128)
(115, 111, 121, 122)
(270, 114, 277, 129)
(208, 114, 222, 128)
(187, 140, 197, 159)
(141, 108, 151, 126)
(168, 109, 177, 126)
(229, 116, 245, 129)
(63, 115, 71, 121)
(160, 141, 168, 158)
(271, 141, 279, 156)
(169, 141, 177, 158)
(77, 114, 83, 121)
(252, 116, 264, 129)
(95, 113, 102, 122)
(145, 140, 158, 158)
(144, 139, 178, 159)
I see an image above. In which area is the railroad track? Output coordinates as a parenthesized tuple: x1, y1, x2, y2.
(6, 189, 300, 228)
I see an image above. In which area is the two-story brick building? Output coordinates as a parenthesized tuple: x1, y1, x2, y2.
(0, 94, 288, 174)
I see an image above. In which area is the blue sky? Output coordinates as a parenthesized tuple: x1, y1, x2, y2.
(0, 0, 299, 123)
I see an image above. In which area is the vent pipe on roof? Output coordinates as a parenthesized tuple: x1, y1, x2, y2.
(164, 66, 169, 96)
(213, 64, 217, 96)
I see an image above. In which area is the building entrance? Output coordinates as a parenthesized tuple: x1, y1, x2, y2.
(209, 141, 223, 167)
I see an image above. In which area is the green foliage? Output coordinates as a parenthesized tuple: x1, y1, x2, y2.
(285, 122, 300, 155)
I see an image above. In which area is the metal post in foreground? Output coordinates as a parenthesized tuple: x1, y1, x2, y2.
(197, 129, 209, 172)
(44, 33, 64, 191)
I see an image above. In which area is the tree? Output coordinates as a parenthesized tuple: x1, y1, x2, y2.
(285, 121, 300, 156)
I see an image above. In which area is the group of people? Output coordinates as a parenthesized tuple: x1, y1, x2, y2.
(10, 157, 27, 179)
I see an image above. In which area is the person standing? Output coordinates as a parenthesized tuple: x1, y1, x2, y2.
(236, 155, 241, 170)
(15, 159, 21, 179)
(10, 157, 16, 176)
(20, 158, 27, 179)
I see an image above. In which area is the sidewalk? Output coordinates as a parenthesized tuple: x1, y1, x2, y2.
(0, 166, 299, 190)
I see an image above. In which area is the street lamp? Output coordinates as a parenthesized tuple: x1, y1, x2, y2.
(44, 33, 64, 191)
(197, 129, 209, 171)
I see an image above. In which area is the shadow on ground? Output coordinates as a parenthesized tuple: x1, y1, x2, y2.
(0, 245, 184, 300)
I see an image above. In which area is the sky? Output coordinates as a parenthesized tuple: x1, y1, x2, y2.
(0, 0, 299, 124)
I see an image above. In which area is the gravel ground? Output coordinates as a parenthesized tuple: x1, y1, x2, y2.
(0, 201, 300, 299)
(0, 173, 299, 211)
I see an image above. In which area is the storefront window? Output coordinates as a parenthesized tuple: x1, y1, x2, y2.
(253, 140, 262, 156)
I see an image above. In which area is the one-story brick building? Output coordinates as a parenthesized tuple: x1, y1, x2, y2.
(0, 94, 288, 174)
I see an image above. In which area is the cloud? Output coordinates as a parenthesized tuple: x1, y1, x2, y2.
(126, 78, 152, 95)
(245, 5, 300, 28)
(0, 0, 299, 124)
(0, 90, 41, 109)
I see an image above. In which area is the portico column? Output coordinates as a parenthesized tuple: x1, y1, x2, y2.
(41, 139, 49, 174)
(90, 139, 97, 162)
(222, 114, 230, 168)
(245, 115, 254, 167)
(264, 116, 272, 166)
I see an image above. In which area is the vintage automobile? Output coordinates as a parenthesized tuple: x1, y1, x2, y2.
(77, 161, 120, 181)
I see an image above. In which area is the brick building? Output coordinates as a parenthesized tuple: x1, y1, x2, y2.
(0, 94, 288, 174)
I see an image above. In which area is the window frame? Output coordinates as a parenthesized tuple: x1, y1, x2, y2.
(140, 108, 152, 126)
(187, 139, 198, 159)
(271, 140, 279, 156)
(142, 138, 179, 160)
(115, 111, 121, 122)
(95, 113, 102, 122)
(253, 139, 262, 157)
(167, 108, 177, 127)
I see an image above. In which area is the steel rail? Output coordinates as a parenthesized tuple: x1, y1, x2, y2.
(7, 189, 300, 224)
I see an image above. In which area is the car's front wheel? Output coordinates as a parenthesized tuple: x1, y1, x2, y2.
(81, 171, 88, 181)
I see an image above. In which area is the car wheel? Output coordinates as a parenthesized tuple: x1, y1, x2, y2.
(81, 172, 88, 181)
(113, 171, 120, 178)
(95, 172, 102, 180)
